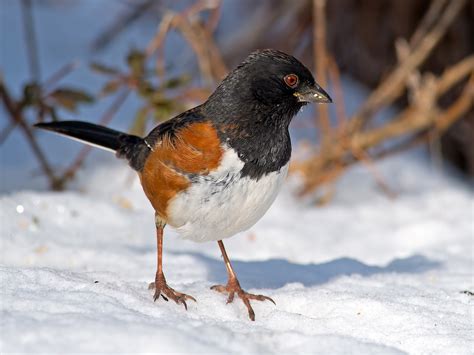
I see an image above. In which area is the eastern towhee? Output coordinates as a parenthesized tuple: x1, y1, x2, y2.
(35, 49, 332, 321)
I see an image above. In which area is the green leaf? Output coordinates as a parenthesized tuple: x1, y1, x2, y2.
(126, 49, 146, 77)
(100, 80, 121, 96)
(154, 106, 173, 123)
(151, 95, 173, 109)
(152, 98, 181, 123)
(22, 82, 42, 106)
(49, 87, 94, 112)
(162, 75, 191, 89)
(51, 88, 94, 103)
(137, 81, 155, 98)
(90, 62, 121, 75)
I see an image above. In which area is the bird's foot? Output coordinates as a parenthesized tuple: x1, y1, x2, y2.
(211, 277, 275, 321)
(149, 273, 196, 310)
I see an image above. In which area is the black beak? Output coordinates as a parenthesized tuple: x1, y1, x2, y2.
(294, 83, 332, 103)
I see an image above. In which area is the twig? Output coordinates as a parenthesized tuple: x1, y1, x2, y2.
(435, 55, 474, 96)
(327, 54, 347, 129)
(0, 122, 17, 145)
(91, 0, 155, 51)
(373, 74, 473, 160)
(172, 16, 217, 84)
(204, 0, 222, 33)
(410, 0, 448, 49)
(300, 91, 470, 195)
(371, 74, 472, 162)
(372, 132, 429, 161)
(297, 164, 345, 197)
(313, 0, 331, 148)
(0, 80, 60, 188)
(1, 62, 81, 140)
(146, 12, 174, 78)
(435, 74, 474, 132)
(42, 61, 81, 93)
(146, 0, 227, 84)
(354, 68, 472, 150)
(296, 56, 473, 195)
(349, 0, 467, 132)
(351, 148, 397, 199)
(20, 0, 40, 81)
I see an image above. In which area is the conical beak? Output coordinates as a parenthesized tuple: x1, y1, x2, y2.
(294, 83, 332, 103)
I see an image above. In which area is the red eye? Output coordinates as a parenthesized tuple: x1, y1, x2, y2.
(284, 74, 299, 88)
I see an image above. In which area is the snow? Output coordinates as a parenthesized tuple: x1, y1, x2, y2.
(1, 1, 473, 353)
(1, 154, 473, 354)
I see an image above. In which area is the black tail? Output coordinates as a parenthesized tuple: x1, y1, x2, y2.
(34, 121, 151, 172)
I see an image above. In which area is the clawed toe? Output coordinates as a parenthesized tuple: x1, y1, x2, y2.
(211, 281, 275, 321)
(210, 284, 227, 293)
(149, 279, 196, 310)
(245, 293, 276, 305)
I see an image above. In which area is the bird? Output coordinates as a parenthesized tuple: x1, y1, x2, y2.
(34, 49, 332, 321)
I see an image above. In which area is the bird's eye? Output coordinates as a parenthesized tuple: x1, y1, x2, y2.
(284, 74, 299, 88)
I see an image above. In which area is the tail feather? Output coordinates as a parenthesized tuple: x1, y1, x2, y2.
(34, 121, 123, 152)
(34, 121, 150, 171)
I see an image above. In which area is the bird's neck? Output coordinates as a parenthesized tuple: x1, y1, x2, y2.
(202, 98, 301, 179)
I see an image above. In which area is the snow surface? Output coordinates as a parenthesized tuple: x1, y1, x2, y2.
(1, 1, 473, 353)
(1, 154, 473, 354)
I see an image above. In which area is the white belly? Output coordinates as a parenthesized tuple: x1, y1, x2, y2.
(167, 148, 288, 242)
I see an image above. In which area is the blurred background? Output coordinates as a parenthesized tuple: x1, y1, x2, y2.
(1, 0, 473, 197)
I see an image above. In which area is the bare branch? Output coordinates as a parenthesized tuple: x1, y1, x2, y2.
(313, 0, 331, 148)
(91, 0, 155, 51)
(349, 0, 467, 132)
(327, 54, 347, 129)
(42, 61, 81, 93)
(410, 0, 448, 49)
(351, 148, 397, 199)
(0, 80, 60, 188)
(146, 0, 227, 84)
(295, 55, 473, 195)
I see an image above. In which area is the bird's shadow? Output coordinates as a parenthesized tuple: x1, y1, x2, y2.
(172, 251, 441, 289)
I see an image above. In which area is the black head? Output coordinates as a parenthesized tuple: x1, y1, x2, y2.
(202, 49, 332, 179)
(234, 49, 331, 106)
(204, 49, 332, 127)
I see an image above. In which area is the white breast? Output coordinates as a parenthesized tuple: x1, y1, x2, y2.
(167, 148, 288, 242)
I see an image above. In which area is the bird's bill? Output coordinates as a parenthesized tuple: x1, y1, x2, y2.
(294, 84, 332, 103)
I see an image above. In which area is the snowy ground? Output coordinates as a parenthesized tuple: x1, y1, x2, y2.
(1, 153, 473, 354)
(1, 2, 473, 353)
